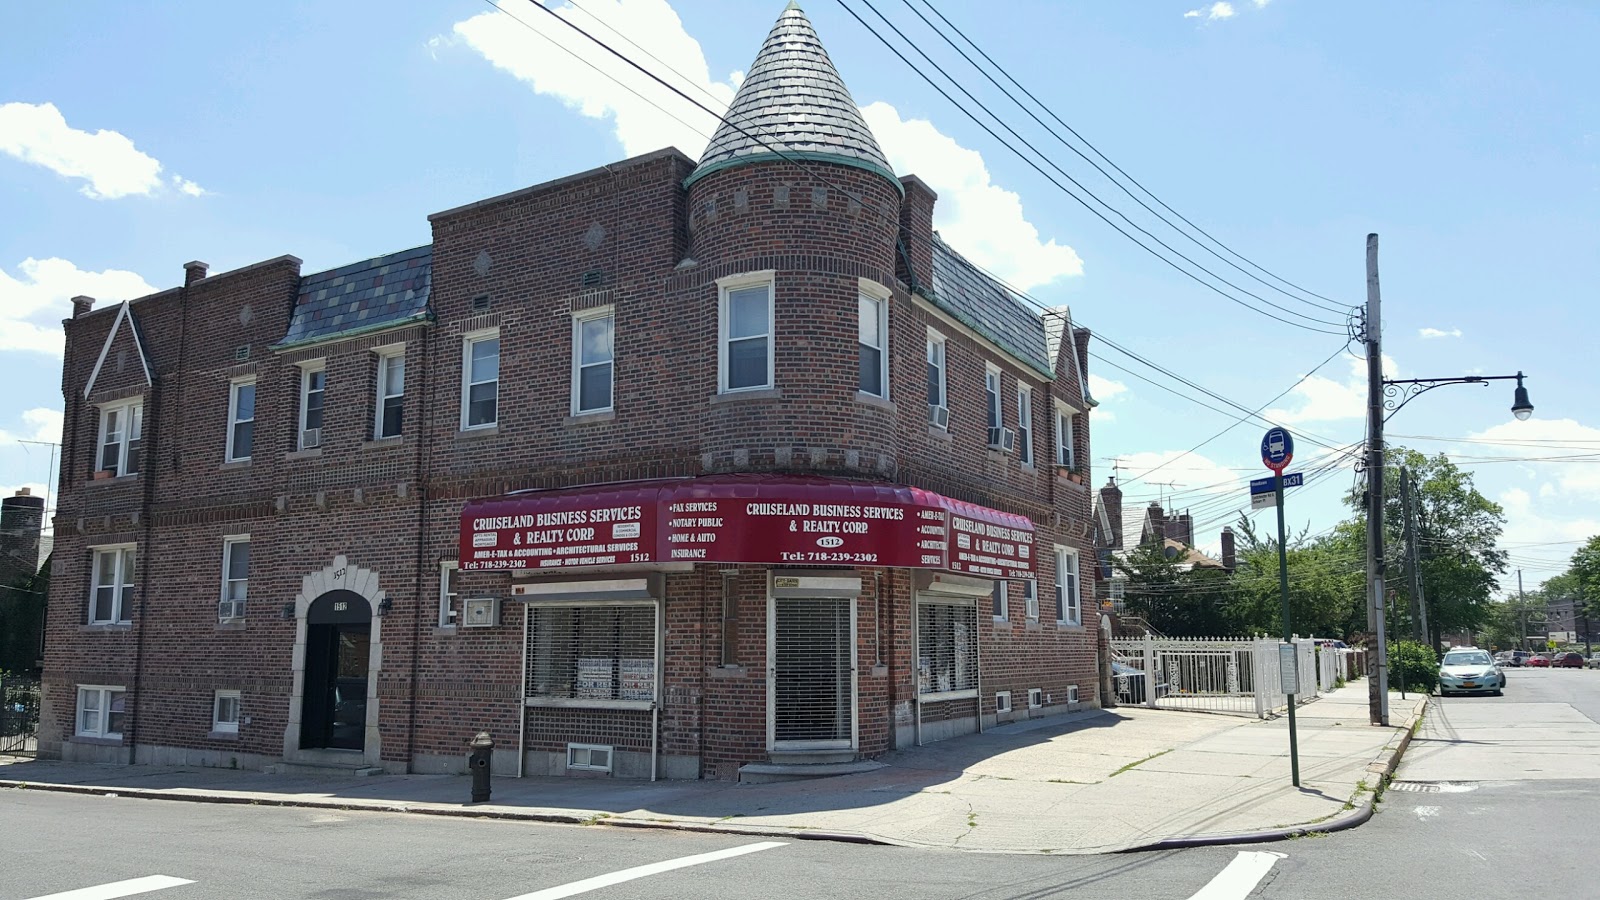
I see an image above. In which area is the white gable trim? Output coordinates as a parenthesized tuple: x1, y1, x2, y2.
(1057, 307, 1098, 409)
(82, 301, 153, 398)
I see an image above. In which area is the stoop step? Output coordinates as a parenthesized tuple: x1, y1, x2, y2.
(737, 757, 886, 784)
(264, 761, 385, 777)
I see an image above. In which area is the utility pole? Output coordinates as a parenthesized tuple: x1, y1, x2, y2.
(1400, 467, 1430, 646)
(1517, 569, 1526, 651)
(1364, 234, 1390, 726)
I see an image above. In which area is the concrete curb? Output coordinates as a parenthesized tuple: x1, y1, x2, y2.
(1118, 693, 1430, 854)
(0, 779, 892, 847)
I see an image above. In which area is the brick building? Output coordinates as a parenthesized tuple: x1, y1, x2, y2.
(39, 4, 1102, 780)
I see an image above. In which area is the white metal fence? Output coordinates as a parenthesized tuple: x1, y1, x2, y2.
(1109, 635, 1349, 718)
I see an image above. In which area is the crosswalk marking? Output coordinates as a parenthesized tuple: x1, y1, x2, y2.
(23, 875, 195, 900)
(500, 841, 787, 900)
(1185, 851, 1284, 900)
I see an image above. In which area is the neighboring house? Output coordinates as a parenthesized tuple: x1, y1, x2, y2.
(1093, 487, 1235, 613)
(0, 488, 47, 674)
(39, 5, 1103, 781)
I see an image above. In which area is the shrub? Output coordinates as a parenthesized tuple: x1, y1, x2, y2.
(1388, 640, 1439, 692)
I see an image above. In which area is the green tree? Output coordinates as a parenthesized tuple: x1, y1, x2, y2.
(1230, 517, 1366, 640)
(1114, 543, 1236, 637)
(1348, 448, 1508, 653)
(1564, 536, 1600, 649)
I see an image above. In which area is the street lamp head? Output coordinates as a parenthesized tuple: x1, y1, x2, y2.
(1511, 371, 1534, 421)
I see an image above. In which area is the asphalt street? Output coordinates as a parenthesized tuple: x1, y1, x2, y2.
(4, 668, 1595, 900)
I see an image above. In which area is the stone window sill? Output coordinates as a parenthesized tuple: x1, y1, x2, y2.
(206, 730, 241, 742)
(1057, 622, 1086, 632)
(220, 459, 252, 471)
(285, 448, 323, 462)
(854, 391, 896, 413)
(992, 617, 1011, 627)
(564, 410, 615, 427)
(433, 626, 458, 637)
(216, 620, 247, 632)
(707, 665, 748, 679)
(80, 623, 132, 633)
(363, 435, 406, 451)
(69, 735, 124, 747)
(84, 473, 139, 488)
(928, 425, 952, 441)
(1025, 620, 1043, 632)
(457, 425, 500, 440)
(709, 388, 782, 406)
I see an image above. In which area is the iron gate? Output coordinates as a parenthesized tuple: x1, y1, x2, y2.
(1, 675, 40, 756)
(771, 597, 854, 748)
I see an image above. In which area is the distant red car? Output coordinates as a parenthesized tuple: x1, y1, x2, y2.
(1553, 652, 1585, 668)
(1526, 655, 1551, 667)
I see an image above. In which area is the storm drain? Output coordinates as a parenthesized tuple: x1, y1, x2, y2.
(1388, 781, 1478, 793)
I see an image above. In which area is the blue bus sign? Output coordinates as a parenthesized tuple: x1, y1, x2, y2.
(1261, 427, 1294, 472)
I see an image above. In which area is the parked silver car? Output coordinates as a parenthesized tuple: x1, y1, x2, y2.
(1439, 648, 1505, 696)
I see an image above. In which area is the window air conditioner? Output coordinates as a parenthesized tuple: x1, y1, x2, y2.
(218, 599, 245, 622)
(300, 427, 322, 450)
(461, 597, 500, 628)
(990, 427, 1016, 452)
(928, 404, 949, 429)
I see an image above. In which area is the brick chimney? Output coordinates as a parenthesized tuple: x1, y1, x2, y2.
(1072, 327, 1092, 376)
(1221, 526, 1237, 572)
(1100, 478, 1123, 549)
(1170, 511, 1195, 548)
(183, 260, 209, 286)
(1147, 502, 1165, 545)
(897, 175, 936, 291)
(71, 295, 94, 318)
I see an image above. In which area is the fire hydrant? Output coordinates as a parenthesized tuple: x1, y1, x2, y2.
(468, 731, 494, 803)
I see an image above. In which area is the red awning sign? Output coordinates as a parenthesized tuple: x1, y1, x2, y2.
(459, 475, 1036, 577)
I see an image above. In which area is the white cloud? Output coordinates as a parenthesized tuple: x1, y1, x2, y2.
(1266, 354, 1398, 424)
(448, 1, 1082, 293)
(1496, 487, 1600, 580)
(451, 0, 738, 161)
(1089, 374, 1128, 401)
(1468, 417, 1600, 498)
(1185, 3, 1236, 21)
(0, 257, 157, 356)
(0, 408, 64, 446)
(862, 103, 1083, 291)
(0, 101, 203, 199)
(171, 175, 206, 197)
(1419, 327, 1462, 339)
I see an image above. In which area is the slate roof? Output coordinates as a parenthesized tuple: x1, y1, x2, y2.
(927, 235, 1053, 378)
(685, 3, 899, 193)
(276, 245, 432, 349)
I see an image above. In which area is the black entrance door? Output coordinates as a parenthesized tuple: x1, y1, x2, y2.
(302, 590, 371, 751)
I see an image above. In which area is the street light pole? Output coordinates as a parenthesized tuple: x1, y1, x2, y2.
(1364, 234, 1390, 726)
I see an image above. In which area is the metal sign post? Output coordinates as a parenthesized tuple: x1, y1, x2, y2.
(1261, 427, 1301, 787)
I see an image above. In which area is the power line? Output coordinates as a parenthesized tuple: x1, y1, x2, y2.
(505, 0, 1361, 469)
(902, 0, 1350, 315)
(838, 0, 1350, 335)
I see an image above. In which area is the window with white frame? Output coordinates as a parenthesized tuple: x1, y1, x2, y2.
(1056, 545, 1081, 625)
(985, 367, 1001, 431)
(438, 561, 459, 628)
(461, 331, 500, 429)
(212, 690, 241, 734)
(858, 290, 887, 398)
(1023, 579, 1039, 620)
(1055, 407, 1076, 469)
(96, 400, 143, 477)
(298, 363, 325, 449)
(1017, 385, 1034, 465)
(572, 308, 614, 414)
(991, 580, 1007, 621)
(226, 379, 255, 462)
(526, 605, 657, 703)
(719, 277, 773, 392)
(76, 685, 126, 739)
(926, 331, 948, 426)
(375, 349, 405, 439)
(219, 536, 249, 621)
(917, 600, 978, 695)
(89, 545, 135, 624)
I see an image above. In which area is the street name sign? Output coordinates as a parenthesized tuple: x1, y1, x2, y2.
(1249, 473, 1303, 494)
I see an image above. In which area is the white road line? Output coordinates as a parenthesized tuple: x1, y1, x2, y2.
(1185, 851, 1284, 900)
(24, 875, 195, 900)
(501, 841, 787, 900)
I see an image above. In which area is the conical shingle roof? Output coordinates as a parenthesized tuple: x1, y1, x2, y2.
(684, 3, 900, 194)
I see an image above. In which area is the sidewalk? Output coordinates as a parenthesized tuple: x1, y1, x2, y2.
(1, 684, 1426, 854)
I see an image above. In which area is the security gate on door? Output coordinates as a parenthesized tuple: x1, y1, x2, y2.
(770, 597, 856, 750)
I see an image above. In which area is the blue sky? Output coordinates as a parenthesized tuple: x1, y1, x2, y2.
(2, 1, 1595, 588)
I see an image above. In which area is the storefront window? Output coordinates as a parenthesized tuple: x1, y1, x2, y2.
(526, 606, 656, 703)
(917, 602, 978, 695)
